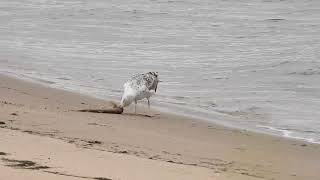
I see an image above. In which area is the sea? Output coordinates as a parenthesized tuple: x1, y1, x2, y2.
(0, 0, 320, 143)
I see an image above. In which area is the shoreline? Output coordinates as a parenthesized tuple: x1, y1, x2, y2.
(2, 71, 318, 145)
(0, 73, 319, 180)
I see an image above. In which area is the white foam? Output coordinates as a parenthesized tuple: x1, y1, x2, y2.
(258, 125, 320, 144)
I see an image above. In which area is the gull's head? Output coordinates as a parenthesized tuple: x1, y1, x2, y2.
(154, 72, 163, 83)
(148, 72, 160, 81)
(147, 72, 161, 92)
(148, 71, 158, 77)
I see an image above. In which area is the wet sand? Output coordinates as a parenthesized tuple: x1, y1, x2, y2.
(0, 74, 319, 180)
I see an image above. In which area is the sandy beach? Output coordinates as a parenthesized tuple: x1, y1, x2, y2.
(0, 74, 318, 180)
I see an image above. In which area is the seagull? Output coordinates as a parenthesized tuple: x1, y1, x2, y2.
(119, 72, 159, 114)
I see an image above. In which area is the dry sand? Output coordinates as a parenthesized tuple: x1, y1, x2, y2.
(0, 74, 319, 180)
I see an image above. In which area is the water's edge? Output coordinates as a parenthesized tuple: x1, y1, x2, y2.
(2, 70, 318, 144)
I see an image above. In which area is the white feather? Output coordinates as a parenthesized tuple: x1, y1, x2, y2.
(119, 72, 159, 109)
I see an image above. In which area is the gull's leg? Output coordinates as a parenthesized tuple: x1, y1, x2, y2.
(134, 100, 137, 114)
(147, 98, 150, 111)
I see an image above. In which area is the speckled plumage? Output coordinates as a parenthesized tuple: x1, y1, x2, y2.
(120, 72, 159, 113)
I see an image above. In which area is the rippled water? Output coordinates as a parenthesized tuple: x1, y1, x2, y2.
(1, 0, 320, 143)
